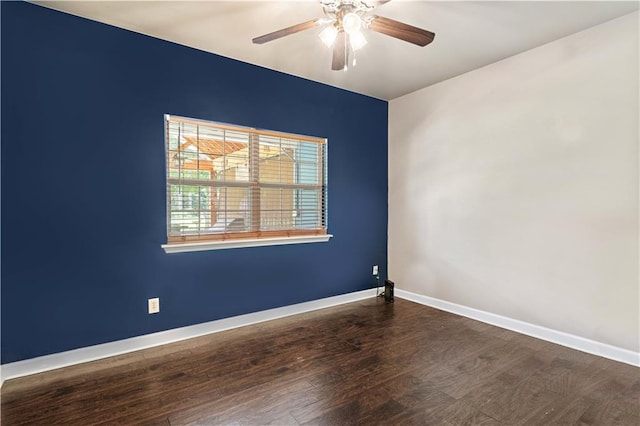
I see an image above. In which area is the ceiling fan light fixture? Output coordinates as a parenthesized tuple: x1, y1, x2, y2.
(342, 12, 362, 34)
(253, 1, 436, 71)
(319, 25, 339, 47)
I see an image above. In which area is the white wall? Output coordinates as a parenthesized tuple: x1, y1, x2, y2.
(389, 12, 639, 352)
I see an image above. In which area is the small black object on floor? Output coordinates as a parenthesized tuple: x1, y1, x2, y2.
(384, 279, 394, 303)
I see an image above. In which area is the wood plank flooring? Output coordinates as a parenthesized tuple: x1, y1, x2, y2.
(1, 297, 639, 425)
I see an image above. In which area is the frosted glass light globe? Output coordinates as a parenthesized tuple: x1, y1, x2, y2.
(342, 13, 362, 34)
(350, 30, 368, 51)
(319, 25, 338, 47)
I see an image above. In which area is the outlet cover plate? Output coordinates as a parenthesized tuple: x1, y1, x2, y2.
(148, 297, 160, 314)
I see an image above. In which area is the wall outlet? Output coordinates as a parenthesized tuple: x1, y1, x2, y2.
(372, 265, 379, 276)
(148, 297, 160, 314)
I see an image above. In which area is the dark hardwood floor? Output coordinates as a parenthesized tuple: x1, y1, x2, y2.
(1, 297, 639, 425)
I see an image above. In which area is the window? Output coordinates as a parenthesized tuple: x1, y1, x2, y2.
(162, 115, 330, 252)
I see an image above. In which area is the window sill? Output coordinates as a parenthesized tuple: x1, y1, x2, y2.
(162, 234, 333, 253)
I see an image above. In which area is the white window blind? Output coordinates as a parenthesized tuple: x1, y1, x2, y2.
(165, 115, 328, 245)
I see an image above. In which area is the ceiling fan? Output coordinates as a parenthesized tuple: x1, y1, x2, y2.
(252, 0, 435, 71)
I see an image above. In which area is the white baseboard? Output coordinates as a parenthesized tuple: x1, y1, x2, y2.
(395, 289, 640, 367)
(0, 288, 377, 387)
(4, 287, 635, 388)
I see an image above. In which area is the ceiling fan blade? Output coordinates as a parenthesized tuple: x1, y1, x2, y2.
(369, 15, 435, 46)
(332, 31, 349, 70)
(252, 19, 321, 44)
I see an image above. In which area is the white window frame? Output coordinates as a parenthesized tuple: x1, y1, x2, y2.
(162, 115, 331, 253)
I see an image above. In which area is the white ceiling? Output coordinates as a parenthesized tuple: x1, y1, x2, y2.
(33, 1, 639, 100)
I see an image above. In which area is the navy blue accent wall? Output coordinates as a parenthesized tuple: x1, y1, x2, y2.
(0, 2, 388, 364)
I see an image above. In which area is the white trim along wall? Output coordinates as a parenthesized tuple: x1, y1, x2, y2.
(1, 289, 376, 387)
(397, 289, 639, 367)
(2, 289, 637, 388)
